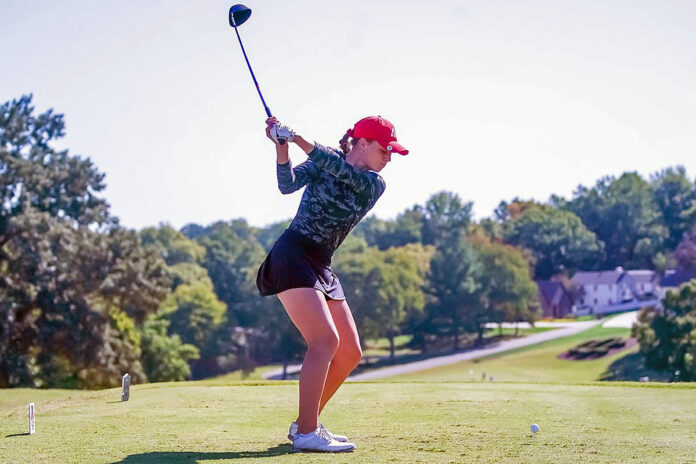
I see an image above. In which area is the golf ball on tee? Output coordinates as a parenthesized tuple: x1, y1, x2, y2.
(530, 424, 540, 433)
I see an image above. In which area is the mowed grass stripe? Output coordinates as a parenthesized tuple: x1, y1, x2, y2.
(2, 381, 695, 463)
(390, 326, 639, 384)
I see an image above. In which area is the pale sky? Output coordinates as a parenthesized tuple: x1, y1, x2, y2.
(2, 0, 695, 230)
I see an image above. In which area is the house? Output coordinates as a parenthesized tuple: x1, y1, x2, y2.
(536, 280, 574, 318)
(659, 268, 696, 299)
(625, 270, 659, 298)
(571, 269, 635, 314)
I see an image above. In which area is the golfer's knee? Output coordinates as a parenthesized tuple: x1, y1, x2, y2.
(335, 342, 362, 369)
(308, 331, 340, 358)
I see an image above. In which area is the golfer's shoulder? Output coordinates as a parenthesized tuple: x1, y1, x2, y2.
(365, 170, 386, 194)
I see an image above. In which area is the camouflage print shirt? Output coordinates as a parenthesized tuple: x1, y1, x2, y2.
(276, 142, 386, 253)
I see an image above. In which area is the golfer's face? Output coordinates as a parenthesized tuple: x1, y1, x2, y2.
(365, 140, 391, 172)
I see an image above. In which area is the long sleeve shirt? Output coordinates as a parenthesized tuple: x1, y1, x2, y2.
(276, 142, 386, 253)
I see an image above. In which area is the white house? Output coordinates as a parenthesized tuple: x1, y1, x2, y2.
(571, 269, 634, 314)
(625, 270, 659, 298)
(571, 267, 663, 316)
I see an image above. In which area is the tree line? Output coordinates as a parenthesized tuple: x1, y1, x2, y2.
(2, 95, 695, 388)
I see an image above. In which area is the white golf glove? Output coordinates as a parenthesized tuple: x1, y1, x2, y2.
(270, 123, 295, 144)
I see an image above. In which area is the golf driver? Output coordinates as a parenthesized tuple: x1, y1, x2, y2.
(228, 4, 286, 144)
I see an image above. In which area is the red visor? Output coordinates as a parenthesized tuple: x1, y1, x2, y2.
(348, 116, 409, 155)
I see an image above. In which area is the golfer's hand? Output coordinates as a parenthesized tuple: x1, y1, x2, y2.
(265, 117, 282, 145)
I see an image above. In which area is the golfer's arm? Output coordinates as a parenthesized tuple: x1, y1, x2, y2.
(275, 142, 290, 164)
(293, 135, 315, 155)
(276, 141, 316, 194)
(293, 137, 384, 195)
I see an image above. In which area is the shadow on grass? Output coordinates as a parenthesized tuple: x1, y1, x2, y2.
(600, 352, 674, 382)
(110, 444, 295, 463)
(5, 433, 30, 438)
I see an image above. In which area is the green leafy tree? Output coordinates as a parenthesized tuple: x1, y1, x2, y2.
(140, 224, 206, 266)
(190, 220, 266, 327)
(0, 95, 171, 388)
(140, 317, 200, 382)
(650, 166, 696, 250)
(556, 173, 668, 269)
(334, 240, 432, 359)
(498, 201, 604, 278)
(471, 233, 540, 337)
(354, 209, 424, 250)
(159, 282, 227, 348)
(422, 233, 483, 351)
(377, 244, 433, 358)
(255, 219, 291, 252)
(633, 280, 696, 380)
(421, 191, 473, 245)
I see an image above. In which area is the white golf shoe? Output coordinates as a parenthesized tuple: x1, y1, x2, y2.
(292, 426, 355, 452)
(288, 421, 349, 442)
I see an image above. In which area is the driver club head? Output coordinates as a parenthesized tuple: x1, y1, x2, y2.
(229, 4, 251, 27)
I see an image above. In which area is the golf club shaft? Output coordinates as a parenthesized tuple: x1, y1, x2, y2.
(232, 26, 272, 118)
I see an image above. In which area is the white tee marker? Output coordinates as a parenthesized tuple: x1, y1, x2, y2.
(121, 373, 131, 402)
(28, 403, 35, 435)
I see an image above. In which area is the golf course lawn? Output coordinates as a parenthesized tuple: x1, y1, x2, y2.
(2, 380, 695, 463)
(2, 324, 695, 463)
(391, 326, 641, 383)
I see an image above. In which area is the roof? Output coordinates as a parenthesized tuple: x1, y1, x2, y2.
(626, 270, 658, 284)
(660, 268, 696, 288)
(536, 280, 568, 306)
(571, 271, 625, 285)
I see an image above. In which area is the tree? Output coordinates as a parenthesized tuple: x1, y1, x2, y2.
(650, 166, 696, 250)
(675, 224, 696, 271)
(334, 240, 433, 359)
(471, 233, 540, 337)
(422, 233, 483, 351)
(557, 173, 667, 269)
(633, 280, 696, 380)
(421, 191, 473, 245)
(255, 219, 291, 252)
(140, 224, 206, 266)
(354, 208, 424, 250)
(140, 317, 200, 382)
(0, 95, 171, 388)
(159, 282, 227, 348)
(498, 201, 604, 278)
(190, 220, 267, 327)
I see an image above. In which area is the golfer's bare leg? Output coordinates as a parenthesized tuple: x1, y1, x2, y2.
(317, 298, 362, 416)
(277, 288, 339, 435)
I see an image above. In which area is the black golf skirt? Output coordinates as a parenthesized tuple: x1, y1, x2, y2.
(256, 228, 345, 300)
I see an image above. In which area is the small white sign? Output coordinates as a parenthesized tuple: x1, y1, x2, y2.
(121, 373, 131, 402)
(28, 403, 35, 435)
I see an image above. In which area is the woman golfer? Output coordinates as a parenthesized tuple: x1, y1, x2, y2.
(256, 115, 408, 452)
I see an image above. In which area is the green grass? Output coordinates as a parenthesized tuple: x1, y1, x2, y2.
(2, 380, 695, 463)
(484, 326, 558, 336)
(194, 365, 281, 384)
(3, 323, 693, 463)
(392, 326, 636, 383)
(362, 328, 557, 358)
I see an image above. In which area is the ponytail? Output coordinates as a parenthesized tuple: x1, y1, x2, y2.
(339, 129, 355, 155)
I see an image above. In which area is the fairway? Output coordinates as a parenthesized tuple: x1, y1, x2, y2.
(392, 326, 641, 383)
(2, 379, 695, 463)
